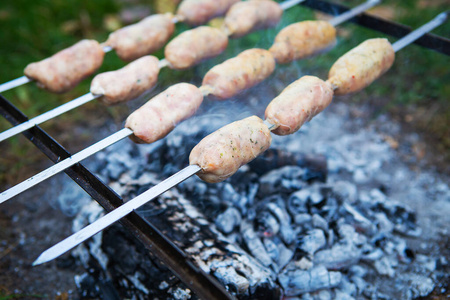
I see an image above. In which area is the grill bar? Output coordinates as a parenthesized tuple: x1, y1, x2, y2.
(0, 94, 234, 300)
(301, 0, 450, 55)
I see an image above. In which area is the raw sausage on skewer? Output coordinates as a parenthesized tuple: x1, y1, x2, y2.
(176, 0, 240, 26)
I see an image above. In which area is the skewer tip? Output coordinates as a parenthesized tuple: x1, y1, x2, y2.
(32, 254, 47, 266)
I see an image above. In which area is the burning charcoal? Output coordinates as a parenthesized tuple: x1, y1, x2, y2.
(342, 203, 376, 236)
(276, 240, 294, 269)
(337, 276, 357, 298)
(349, 276, 367, 295)
(404, 274, 435, 298)
(334, 289, 355, 300)
(213, 267, 250, 295)
(279, 265, 342, 296)
(337, 223, 366, 246)
(313, 243, 362, 270)
(257, 211, 280, 236)
(215, 207, 241, 234)
(288, 189, 310, 215)
(310, 190, 325, 206)
(294, 213, 312, 226)
(241, 222, 273, 267)
(312, 289, 332, 300)
(373, 212, 394, 234)
(298, 229, 326, 255)
(332, 181, 358, 204)
(259, 166, 307, 195)
(312, 214, 329, 232)
(263, 237, 279, 262)
(373, 257, 395, 277)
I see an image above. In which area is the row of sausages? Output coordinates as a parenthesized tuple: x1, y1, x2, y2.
(125, 38, 395, 183)
(22, 0, 283, 94)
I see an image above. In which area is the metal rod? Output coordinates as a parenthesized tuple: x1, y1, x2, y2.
(0, 93, 99, 143)
(328, 0, 380, 27)
(33, 164, 201, 266)
(392, 11, 448, 52)
(280, 0, 306, 11)
(0, 128, 133, 204)
(0, 76, 32, 94)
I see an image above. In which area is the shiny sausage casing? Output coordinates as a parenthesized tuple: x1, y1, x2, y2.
(125, 83, 204, 144)
(90, 56, 160, 105)
(189, 116, 272, 183)
(105, 13, 175, 62)
(24, 40, 104, 93)
(176, 0, 239, 26)
(165, 26, 228, 70)
(223, 0, 283, 38)
(269, 21, 336, 64)
(202, 49, 276, 99)
(265, 76, 334, 136)
(328, 38, 395, 95)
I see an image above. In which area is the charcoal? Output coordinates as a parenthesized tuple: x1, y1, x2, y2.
(298, 229, 326, 255)
(337, 223, 366, 246)
(279, 265, 342, 296)
(259, 166, 307, 195)
(337, 276, 357, 297)
(257, 211, 280, 236)
(311, 289, 332, 300)
(314, 243, 362, 270)
(215, 207, 242, 234)
(373, 257, 395, 277)
(288, 190, 310, 215)
(263, 238, 279, 262)
(213, 267, 249, 294)
(333, 290, 355, 300)
(331, 181, 358, 204)
(241, 222, 273, 267)
(406, 274, 435, 299)
(312, 214, 329, 232)
(294, 213, 312, 225)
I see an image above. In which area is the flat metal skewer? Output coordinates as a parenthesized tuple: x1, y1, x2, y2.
(0, 93, 100, 143)
(31, 12, 449, 267)
(328, 0, 380, 27)
(32, 164, 201, 266)
(0, 128, 133, 204)
(0, 2, 384, 202)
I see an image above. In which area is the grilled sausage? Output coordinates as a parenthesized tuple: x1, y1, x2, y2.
(223, 0, 283, 38)
(189, 116, 272, 183)
(202, 49, 276, 99)
(328, 38, 395, 95)
(90, 56, 160, 105)
(125, 83, 204, 144)
(105, 13, 175, 62)
(176, 0, 240, 26)
(24, 40, 104, 93)
(165, 26, 228, 70)
(269, 21, 336, 64)
(265, 76, 334, 136)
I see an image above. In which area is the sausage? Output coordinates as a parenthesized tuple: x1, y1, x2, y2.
(24, 40, 104, 93)
(269, 21, 336, 64)
(125, 83, 204, 144)
(223, 0, 283, 38)
(189, 116, 272, 183)
(176, 0, 240, 26)
(165, 26, 228, 70)
(327, 38, 395, 95)
(265, 76, 334, 136)
(105, 13, 175, 62)
(90, 56, 160, 105)
(202, 48, 276, 99)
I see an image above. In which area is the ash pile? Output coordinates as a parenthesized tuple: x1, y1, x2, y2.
(64, 105, 449, 299)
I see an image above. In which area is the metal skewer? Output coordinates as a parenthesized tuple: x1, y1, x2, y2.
(279, 0, 305, 11)
(0, 2, 382, 203)
(328, 0, 380, 27)
(31, 11, 448, 267)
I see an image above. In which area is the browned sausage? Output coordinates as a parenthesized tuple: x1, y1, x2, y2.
(223, 0, 283, 38)
(165, 26, 228, 70)
(189, 116, 272, 183)
(265, 76, 334, 136)
(90, 56, 160, 105)
(125, 83, 204, 144)
(105, 13, 175, 62)
(269, 21, 336, 64)
(24, 40, 104, 93)
(327, 38, 395, 95)
(202, 48, 276, 99)
(176, 0, 240, 26)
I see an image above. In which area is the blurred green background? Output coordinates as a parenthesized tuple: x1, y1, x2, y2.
(0, 0, 448, 187)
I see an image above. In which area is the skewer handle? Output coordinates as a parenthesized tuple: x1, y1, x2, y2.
(392, 11, 448, 52)
(0, 128, 133, 204)
(33, 164, 201, 266)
